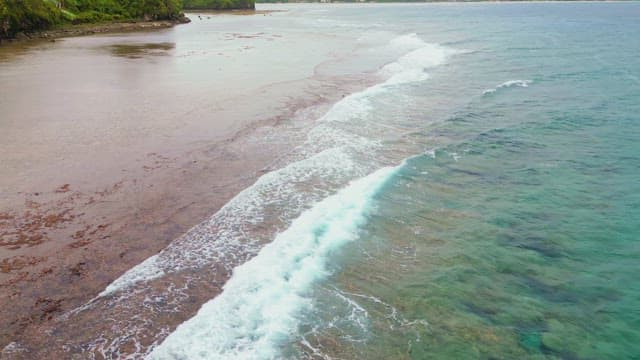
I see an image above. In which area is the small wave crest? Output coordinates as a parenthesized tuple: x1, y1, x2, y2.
(381, 33, 458, 85)
(483, 79, 532, 95)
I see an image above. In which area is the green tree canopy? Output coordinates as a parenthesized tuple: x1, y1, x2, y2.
(0, 0, 186, 39)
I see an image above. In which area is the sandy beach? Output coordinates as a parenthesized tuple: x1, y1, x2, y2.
(0, 8, 382, 353)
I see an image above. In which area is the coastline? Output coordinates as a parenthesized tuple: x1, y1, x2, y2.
(0, 9, 287, 45)
(0, 11, 380, 351)
(0, 18, 191, 45)
(0, 0, 616, 49)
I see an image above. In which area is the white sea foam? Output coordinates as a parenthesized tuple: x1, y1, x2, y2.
(99, 255, 164, 297)
(304, 34, 456, 155)
(380, 42, 454, 85)
(483, 79, 532, 95)
(77, 33, 457, 358)
(425, 148, 437, 158)
(96, 147, 363, 298)
(319, 38, 453, 118)
(97, 33, 455, 297)
(147, 165, 401, 360)
(298, 285, 430, 358)
(111, 32, 455, 296)
(324, 34, 455, 122)
(387, 33, 430, 52)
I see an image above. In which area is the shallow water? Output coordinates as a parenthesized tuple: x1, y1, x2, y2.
(0, 9, 369, 201)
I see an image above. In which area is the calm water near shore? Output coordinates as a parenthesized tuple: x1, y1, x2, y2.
(2, 3, 640, 359)
(0, 11, 362, 202)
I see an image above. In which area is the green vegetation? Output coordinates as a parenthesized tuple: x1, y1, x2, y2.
(1, 0, 64, 38)
(183, 0, 254, 10)
(0, 0, 185, 39)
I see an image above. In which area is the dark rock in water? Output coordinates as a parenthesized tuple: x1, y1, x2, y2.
(34, 298, 63, 321)
(177, 14, 192, 24)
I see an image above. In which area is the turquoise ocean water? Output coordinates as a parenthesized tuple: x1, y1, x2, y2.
(289, 3, 640, 359)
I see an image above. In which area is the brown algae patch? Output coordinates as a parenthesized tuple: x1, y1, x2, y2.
(106, 42, 175, 59)
(0, 256, 46, 274)
(0, 208, 75, 249)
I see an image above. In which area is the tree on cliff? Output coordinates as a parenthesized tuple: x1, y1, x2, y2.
(0, 1, 8, 36)
(0, 0, 64, 38)
(0, 0, 186, 39)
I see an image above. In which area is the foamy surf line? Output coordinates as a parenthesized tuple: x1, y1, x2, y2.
(147, 164, 402, 360)
(483, 79, 532, 95)
(95, 33, 457, 299)
(58, 32, 458, 358)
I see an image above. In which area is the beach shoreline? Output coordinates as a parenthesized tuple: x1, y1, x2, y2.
(0, 9, 291, 46)
(0, 38, 377, 355)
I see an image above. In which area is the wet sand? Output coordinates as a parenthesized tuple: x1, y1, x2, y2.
(0, 8, 376, 353)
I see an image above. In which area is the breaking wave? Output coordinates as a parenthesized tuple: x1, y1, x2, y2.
(148, 165, 401, 360)
(483, 79, 532, 95)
